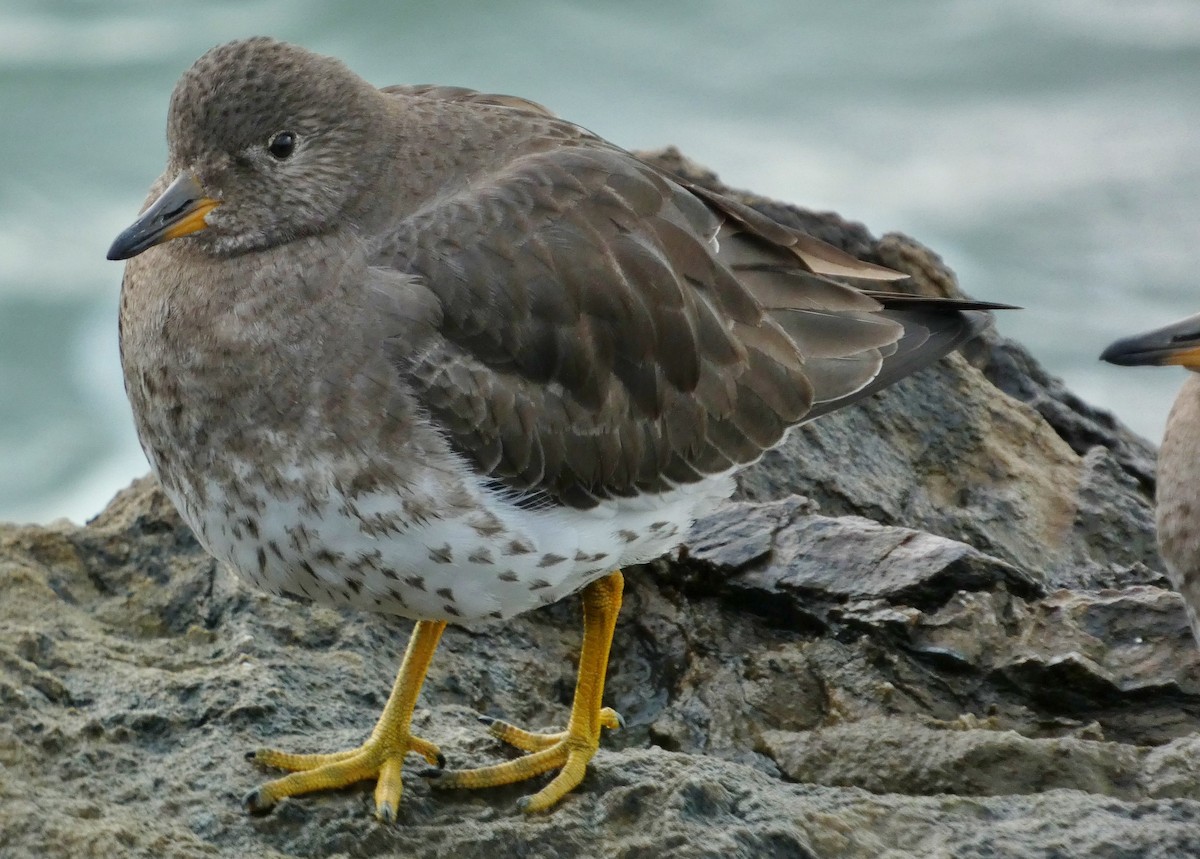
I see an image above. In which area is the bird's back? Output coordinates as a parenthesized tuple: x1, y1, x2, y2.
(369, 84, 999, 511)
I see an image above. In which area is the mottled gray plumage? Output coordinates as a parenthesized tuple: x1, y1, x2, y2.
(118, 38, 998, 533)
(109, 36, 1009, 820)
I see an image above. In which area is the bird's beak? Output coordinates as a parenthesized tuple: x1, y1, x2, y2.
(1100, 313, 1200, 368)
(106, 172, 219, 261)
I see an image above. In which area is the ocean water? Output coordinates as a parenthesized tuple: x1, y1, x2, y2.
(3, 0, 1199, 523)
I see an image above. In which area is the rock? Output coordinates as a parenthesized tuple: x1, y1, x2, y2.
(760, 717, 1144, 797)
(3, 151, 1198, 858)
(687, 498, 1042, 609)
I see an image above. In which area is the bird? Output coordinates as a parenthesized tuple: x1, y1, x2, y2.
(1102, 316, 1200, 647)
(107, 37, 1010, 822)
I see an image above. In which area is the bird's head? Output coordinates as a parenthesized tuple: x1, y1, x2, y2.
(108, 37, 387, 261)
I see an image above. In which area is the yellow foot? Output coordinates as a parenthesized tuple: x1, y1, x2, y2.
(245, 733, 444, 822)
(424, 571, 626, 813)
(424, 708, 623, 813)
(243, 618, 447, 822)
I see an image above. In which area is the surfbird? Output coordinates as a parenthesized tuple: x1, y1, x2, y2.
(108, 37, 1010, 821)
(1103, 317, 1200, 647)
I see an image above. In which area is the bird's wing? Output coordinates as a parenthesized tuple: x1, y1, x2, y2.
(376, 139, 990, 508)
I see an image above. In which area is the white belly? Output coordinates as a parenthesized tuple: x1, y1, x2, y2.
(166, 456, 734, 623)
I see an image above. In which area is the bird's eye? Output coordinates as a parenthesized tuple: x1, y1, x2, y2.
(267, 131, 296, 160)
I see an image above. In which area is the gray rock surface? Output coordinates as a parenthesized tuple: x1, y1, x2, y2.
(2, 151, 1197, 858)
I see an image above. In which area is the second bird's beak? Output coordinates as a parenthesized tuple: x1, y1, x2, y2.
(107, 172, 219, 261)
(1100, 312, 1200, 368)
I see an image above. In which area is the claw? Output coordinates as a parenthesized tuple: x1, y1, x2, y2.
(243, 788, 274, 816)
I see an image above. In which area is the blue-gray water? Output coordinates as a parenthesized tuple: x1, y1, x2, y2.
(3, 0, 1199, 523)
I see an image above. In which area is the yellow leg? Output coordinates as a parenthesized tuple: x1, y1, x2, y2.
(425, 570, 624, 812)
(245, 619, 447, 823)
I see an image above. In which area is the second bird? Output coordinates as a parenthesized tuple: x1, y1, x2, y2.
(1103, 315, 1200, 648)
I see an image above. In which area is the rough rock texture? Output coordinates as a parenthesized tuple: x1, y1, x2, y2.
(3, 150, 1197, 858)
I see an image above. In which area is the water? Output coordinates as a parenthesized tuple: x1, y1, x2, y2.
(3, 0, 1199, 523)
